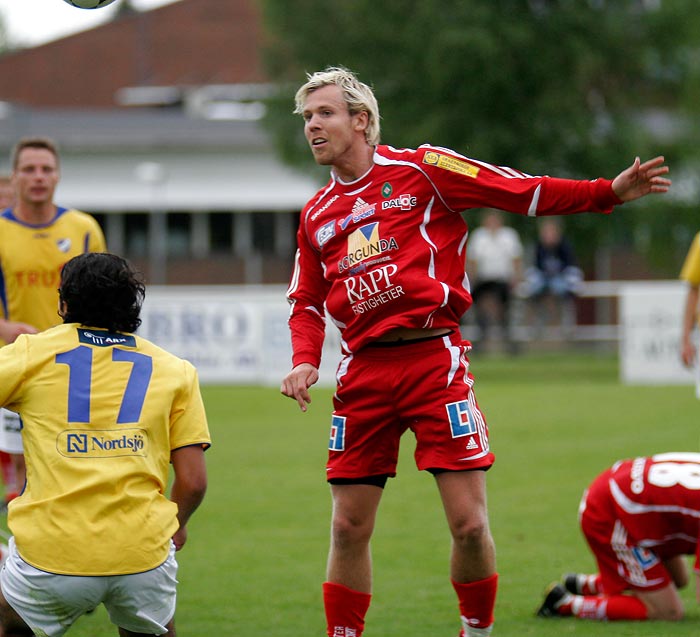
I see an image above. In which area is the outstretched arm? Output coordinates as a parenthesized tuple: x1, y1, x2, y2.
(612, 156, 671, 202)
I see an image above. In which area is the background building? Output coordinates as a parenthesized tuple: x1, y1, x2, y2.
(0, 0, 318, 284)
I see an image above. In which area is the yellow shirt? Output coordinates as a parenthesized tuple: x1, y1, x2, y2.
(680, 232, 700, 325)
(0, 207, 106, 336)
(680, 232, 700, 288)
(0, 323, 211, 576)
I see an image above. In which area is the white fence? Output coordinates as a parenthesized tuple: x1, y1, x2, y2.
(617, 281, 696, 388)
(138, 285, 342, 387)
(137, 281, 697, 388)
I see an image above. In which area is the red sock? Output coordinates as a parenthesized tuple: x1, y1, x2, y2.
(573, 594, 648, 620)
(323, 582, 371, 637)
(580, 574, 602, 595)
(452, 573, 498, 631)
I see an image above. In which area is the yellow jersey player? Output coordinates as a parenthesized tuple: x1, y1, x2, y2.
(680, 231, 700, 397)
(0, 137, 106, 504)
(0, 253, 210, 637)
(0, 174, 17, 502)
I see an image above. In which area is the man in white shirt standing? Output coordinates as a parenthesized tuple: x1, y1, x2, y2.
(466, 209, 523, 353)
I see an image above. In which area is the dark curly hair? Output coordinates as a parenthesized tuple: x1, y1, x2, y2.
(59, 253, 145, 333)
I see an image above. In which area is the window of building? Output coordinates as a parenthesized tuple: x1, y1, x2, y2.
(252, 212, 276, 254)
(124, 213, 149, 257)
(167, 213, 191, 257)
(210, 212, 233, 253)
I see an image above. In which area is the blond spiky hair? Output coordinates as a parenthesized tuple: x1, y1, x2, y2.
(294, 66, 381, 146)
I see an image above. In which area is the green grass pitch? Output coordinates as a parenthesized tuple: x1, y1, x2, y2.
(5, 351, 700, 636)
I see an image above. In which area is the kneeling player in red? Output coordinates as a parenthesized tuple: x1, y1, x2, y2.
(537, 452, 700, 622)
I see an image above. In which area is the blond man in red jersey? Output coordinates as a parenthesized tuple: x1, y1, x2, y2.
(281, 67, 671, 637)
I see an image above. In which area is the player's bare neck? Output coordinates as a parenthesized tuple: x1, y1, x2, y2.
(334, 145, 375, 183)
(14, 202, 57, 225)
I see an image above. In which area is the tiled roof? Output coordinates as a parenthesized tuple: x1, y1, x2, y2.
(0, 0, 266, 108)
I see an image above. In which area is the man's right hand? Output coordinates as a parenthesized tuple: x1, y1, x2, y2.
(281, 363, 320, 412)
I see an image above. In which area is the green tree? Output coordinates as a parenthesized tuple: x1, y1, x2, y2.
(0, 11, 8, 54)
(261, 0, 700, 275)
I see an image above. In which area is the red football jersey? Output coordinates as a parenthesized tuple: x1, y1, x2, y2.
(287, 144, 621, 367)
(605, 453, 700, 564)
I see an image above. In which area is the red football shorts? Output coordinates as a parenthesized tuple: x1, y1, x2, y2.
(326, 331, 495, 481)
(579, 470, 672, 594)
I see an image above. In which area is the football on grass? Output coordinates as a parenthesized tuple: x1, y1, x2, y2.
(62, 0, 119, 8)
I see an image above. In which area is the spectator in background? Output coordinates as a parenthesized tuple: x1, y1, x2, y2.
(466, 210, 523, 353)
(525, 217, 583, 338)
(0, 138, 106, 506)
(680, 231, 700, 395)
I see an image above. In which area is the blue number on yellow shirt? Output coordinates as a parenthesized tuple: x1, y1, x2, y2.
(56, 346, 153, 424)
(56, 346, 92, 423)
(112, 349, 152, 423)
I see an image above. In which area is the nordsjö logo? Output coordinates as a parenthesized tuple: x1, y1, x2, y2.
(59, 428, 148, 458)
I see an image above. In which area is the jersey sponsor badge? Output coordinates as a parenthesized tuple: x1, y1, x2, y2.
(338, 222, 399, 273)
(78, 328, 136, 348)
(446, 400, 478, 438)
(381, 193, 417, 211)
(339, 198, 376, 230)
(329, 415, 346, 451)
(316, 220, 337, 247)
(311, 194, 339, 221)
(59, 428, 148, 458)
(631, 546, 659, 570)
(56, 238, 72, 253)
(423, 151, 479, 178)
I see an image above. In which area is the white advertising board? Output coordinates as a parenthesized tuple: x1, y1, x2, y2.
(137, 281, 699, 390)
(138, 285, 343, 386)
(619, 281, 696, 388)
